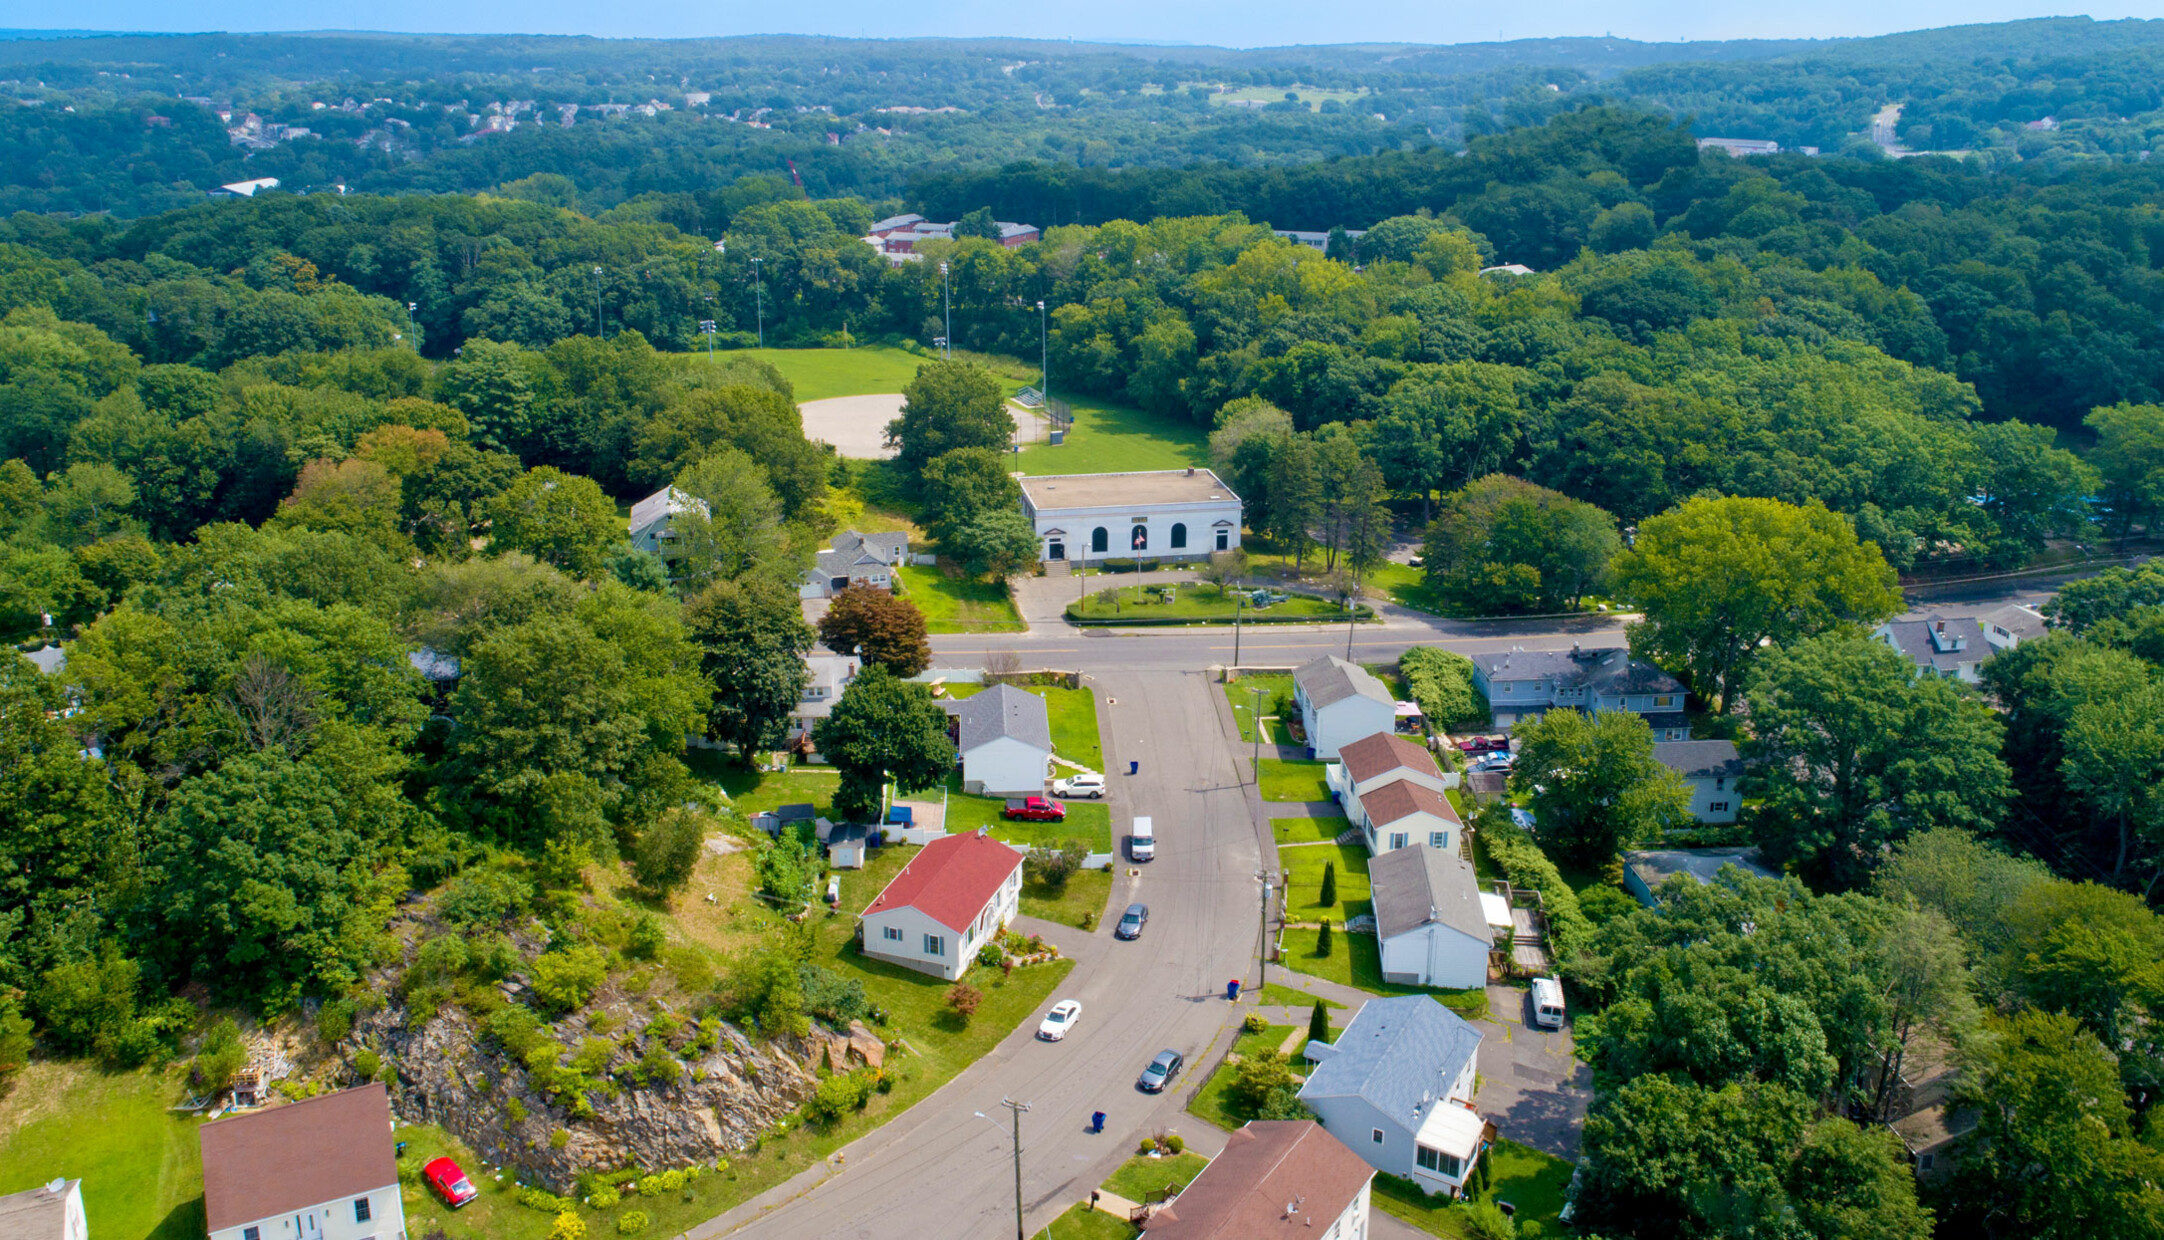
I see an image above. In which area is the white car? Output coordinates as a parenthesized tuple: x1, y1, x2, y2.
(1037, 999, 1082, 1041)
(1053, 772, 1106, 799)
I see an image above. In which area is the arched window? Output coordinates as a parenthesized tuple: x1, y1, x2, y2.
(1131, 524, 1148, 551)
(1170, 522, 1188, 549)
(1091, 527, 1109, 554)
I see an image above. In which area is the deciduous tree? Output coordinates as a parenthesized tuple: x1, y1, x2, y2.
(1510, 708, 1693, 867)
(817, 586, 931, 676)
(812, 666, 956, 822)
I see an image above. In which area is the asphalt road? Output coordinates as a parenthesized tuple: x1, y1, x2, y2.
(705, 669, 1274, 1239)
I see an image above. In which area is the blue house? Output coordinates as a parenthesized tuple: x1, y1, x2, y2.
(1298, 995, 1489, 1199)
(1469, 647, 1689, 738)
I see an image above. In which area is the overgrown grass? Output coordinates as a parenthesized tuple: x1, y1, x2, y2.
(1281, 841, 1374, 924)
(0, 1061, 206, 1240)
(1188, 1024, 1298, 1131)
(1369, 1139, 1575, 1238)
(1032, 1203, 1138, 1240)
(1103, 1151, 1211, 1202)
(1272, 816, 1351, 845)
(1224, 675, 1294, 744)
(1258, 759, 1331, 803)
(1016, 395, 1208, 475)
(740, 345, 929, 402)
(895, 562, 1025, 634)
(1278, 928, 1488, 1019)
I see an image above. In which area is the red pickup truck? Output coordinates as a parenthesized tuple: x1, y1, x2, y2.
(1455, 735, 1510, 754)
(1003, 796, 1066, 822)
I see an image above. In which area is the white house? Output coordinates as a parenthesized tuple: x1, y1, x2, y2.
(1140, 1120, 1374, 1240)
(1470, 647, 1689, 737)
(1980, 603, 2048, 652)
(1328, 731, 1457, 853)
(1017, 468, 1242, 566)
(800, 530, 910, 599)
(0, 1178, 88, 1240)
(945, 683, 1052, 796)
(1299, 996, 1489, 1199)
(1652, 740, 1744, 824)
(789, 653, 860, 741)
(627, 485, 708, 560)
(1369, 846, 1494, 989)
(199, 1082, 405, 1240)
(1293, 657, 1397, 760)
(211, 177, 281, 197)
(1873, 615, 1990, 684)
(859, 830, 1024, 980)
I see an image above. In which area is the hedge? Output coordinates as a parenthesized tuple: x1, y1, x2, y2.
(1066, 606, 1375, 627)
(1475, 805, 1592, 965)
(1399, 647, 1491, 732)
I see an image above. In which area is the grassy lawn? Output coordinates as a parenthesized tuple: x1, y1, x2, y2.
(946, 779, 1113, 852)
(1103, 1151, 1211, 1202)
(1033, 1203, 1138, 1240)
(1273, 816, 1351, 845)
(1259, 759, 1330, 803)
(1279, 928, 1487, 1019)
(740, 344, 929, 401)
(1370, 1140, 1575, 1238)
(0, 1061, 205, 1240)
(1224, 675, 1294, 744)
(1017, 395, 1207, 475)
(1041, 683, 1106, 773)
(1069, 586, 1360, 625)
(1281, 841, 1374, 924)
(1365, 560, 1451, 613)
(896, 562, 1024, 634)
(1256, 983, 1343, 1010)
(1189, 1024, 1298, 1131)
(1021, 867, 1113, 927)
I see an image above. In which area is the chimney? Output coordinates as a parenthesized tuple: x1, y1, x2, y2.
(1186, 466, 1196, 476)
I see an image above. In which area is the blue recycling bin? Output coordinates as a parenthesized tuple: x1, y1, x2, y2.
(1129, 760, 1140, 775)
(1090, 1111, 1106, 1134)
(1226, 979, 1241, 1001)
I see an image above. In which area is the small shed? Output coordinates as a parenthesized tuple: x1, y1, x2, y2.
(827, 823, 870, 869)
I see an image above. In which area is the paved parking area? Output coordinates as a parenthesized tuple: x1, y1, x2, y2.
(1472, 982, 1591, 1158)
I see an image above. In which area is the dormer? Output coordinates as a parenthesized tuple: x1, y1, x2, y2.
(1927, 618, 1967, 655)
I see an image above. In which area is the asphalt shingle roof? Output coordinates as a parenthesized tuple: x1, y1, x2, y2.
(1651, 740, 1742, 780)
(1369, 846, 1489, 944)
(952, 683, 1052, 754)
(1338, 732, 1440, 785)
(1298, 995, 1483, 1127)
(861, 830, 1022, 932)
(1293, 655, 1392, 711)
(1141, 1121, 1373, 1240)
(1361, 778, 1460, 829)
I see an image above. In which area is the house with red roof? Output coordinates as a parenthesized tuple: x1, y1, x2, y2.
(860, 829, 1024, 980)
(1327, 732, 1460, 855)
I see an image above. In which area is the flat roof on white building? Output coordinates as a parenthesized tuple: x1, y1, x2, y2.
(1018, 469, 1239, 513)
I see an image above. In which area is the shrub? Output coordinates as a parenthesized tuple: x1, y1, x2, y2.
(1318, 860, 1337, 907)
(507, 1096, 528, 1122)
(550, 1126, 571, 1149)
(1023, 842, 1088, 894)
(516, 1185, 575, 1212)
(799, 963, 870, 1027)
(945, 983, 982, 1025)
(616, 1212, 650, 1235)
(192, 1016, 248, 1089)
(1477, 808, 1592, 961)
(636, 1174, 666, 1197)
(317, 998, 357, 1044)
(1241, 1013, 1268, 1035)
(1138, 1137, 1158, 1155)
(631, 810, 704, 893)
(658, 1169, 686, 1192)
(352, 1048, 382, 1080)
(1308, 1000, 1330, 1046)
(1164, 1134, 1185, 1154)
(1316, 917, 1333, 957)
(438, 868, 536, 927)
(530, 944, 610, 1013)
(1578, 883, 1640, 926)
(590, 1187, 620, 1208)
(625, 915, 667, 962)
(977, 942, 1004, 968)
(1229, 1050, 1298, 1116)
(548, 1212, 586, 1240)
(1400, 647, 1491, 731)
(805, 1071, 875, 1124)
(1458, 1198, 1517, 1240)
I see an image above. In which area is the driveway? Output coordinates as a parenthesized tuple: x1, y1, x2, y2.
(1471, 983, 1592, 1159)
(800, 394, 904, 459)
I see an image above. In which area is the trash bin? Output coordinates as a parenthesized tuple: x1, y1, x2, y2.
(1091, 1111, 1106, 1134)
(1129, 760, 1140, 775)
(1226, 979, 1242, 1001)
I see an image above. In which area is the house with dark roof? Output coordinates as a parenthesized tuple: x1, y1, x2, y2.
(18, 644, 64, 676)
(1292, 657, 1397, 760)
(626, 485, 709, 562)
(1369, 846, 1498, 989)
(943, 683, 1052, 796)
(1327, 732, 1460, 855)
(1470, 647, 1689, 737)
(198, 1082, 404, 1240)
(789, 653, 860, 741)
(1651, 739, 1744, 824)
(1622, 846, 1780, 906)
(0, 1178, 87, 1240)
(800, 530, 910, 599)
(1873, 615, 1989, 683)
(1141, 1120, 1375, 1240)
(1979, 603, 2047, 652)
(859, 829, 1024, 979)
(1298, 996, 1489, 1199)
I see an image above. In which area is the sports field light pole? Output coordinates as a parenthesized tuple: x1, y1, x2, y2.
(976, 1100, 1032, 1240)
(699, 319, 717, 362)
(750, 256, 765, 348)
(591, 266, 603, 337)
(1037, 299, 1048, 397)
(940, 260, 952, 359)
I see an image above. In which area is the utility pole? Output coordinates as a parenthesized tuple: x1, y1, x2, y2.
(699, 319, 716, 362)
(978, 1100, 1031, 1240)
(750, 257, 765, 348)
(1255, 870, 1277, 996)
(1249, 684, 1263, 782)
(1037, 298, 1048, 397)
(1233, 594, 1243, 667)
(941, 260, 952, 359)
(591, 266, 603, 337)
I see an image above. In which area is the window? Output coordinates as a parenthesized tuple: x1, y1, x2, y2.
(1918, 1153, 1935, 1172)
(883, 925, 902, 942)
(1371, 1128, 1385, 1145)
(1709, 802, 1731, 813)
(1714, 777, 1726, 790)
(923, 934, 944, 956)
(1131, 524, 1148, 551)
(1654, 695, 1673, 707)
(1429, 832, 1450, 849)
(244, 1230, 260, 1240)
(1216, 529, 1230, 551)
(354, 1199, 372, 1224)
(1170, 522, 1187, 549)
(1389, 833, 1409, 850)
(1417, 1145, 1440, 1172)
(1091, 527, 1109, 554)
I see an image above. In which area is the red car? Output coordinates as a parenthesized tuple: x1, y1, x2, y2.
(1456, 735, 1510, 754)
(423, 1156, 480, 1208)
(1003, 796, 1066, 822)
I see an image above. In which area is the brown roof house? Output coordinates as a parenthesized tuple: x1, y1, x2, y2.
(1143, 1120, 1375, 1240)
(0, 1178, 88, 1240)
(1328, 732, 1460, 856)
(198, 1083, 405, 1240)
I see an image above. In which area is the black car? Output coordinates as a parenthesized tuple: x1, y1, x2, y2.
(1138, 1049, 1183, 1093)
(1115, 903, 1148, 940)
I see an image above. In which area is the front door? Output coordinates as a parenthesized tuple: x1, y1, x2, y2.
(1047, 541, 1065, 560)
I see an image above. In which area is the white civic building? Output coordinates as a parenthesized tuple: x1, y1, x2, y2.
(1018, 469, 1242, 565)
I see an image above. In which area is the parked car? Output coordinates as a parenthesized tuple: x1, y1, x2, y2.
(1531, 976, 1567, 1030)
(422, 1157, 480, 1208)
(1053, 772, 1106, 799)
(1456, 735, 1510, 754)
(1115, 903, 1149, 940)
(1037, 999, 1083, 1041)
(1003, 796, 1066, 822)
(1473, 753, 1516, 772)
(1137, 1048, 1184, 1093)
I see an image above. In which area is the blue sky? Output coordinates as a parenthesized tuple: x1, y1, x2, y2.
(8, 0, 2163, 46)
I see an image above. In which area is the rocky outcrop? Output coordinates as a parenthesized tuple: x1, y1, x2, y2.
(352, 1001, 825, 1192)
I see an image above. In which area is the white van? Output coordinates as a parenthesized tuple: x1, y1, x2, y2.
(1530, 976, 1566, 1030)
(1129, 817, 1156, 862)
